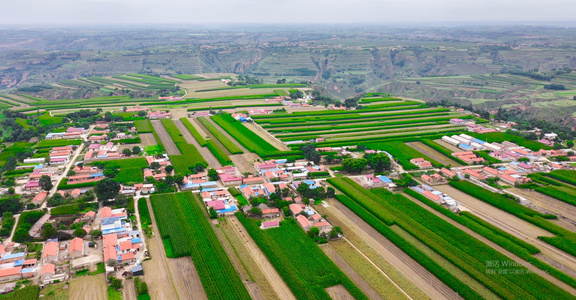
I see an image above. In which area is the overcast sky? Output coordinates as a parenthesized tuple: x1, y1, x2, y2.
(2, 0, 575, 26)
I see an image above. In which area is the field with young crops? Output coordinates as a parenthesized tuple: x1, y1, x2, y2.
(198, 117, 243, 154)
(251, 99, 474, 148)
(211, 114, 281, 156)
(150, 192, 251, 300)
(160, 118, 207, 174)
(236, 212, 369, 300)
(328, 177, 576, 299)
(135, 119, 154, 133)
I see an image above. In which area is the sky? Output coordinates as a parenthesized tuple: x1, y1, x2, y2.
(2, 0, 576, 26)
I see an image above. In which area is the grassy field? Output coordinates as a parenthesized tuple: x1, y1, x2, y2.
(37, 139, 82, 148)
(135, 119, 154, 133)
(150, 192, 251, 300)
(211, 114, 281, 156)
(236, 212, 369, 300)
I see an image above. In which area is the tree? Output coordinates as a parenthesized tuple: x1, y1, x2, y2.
(208, 207, 218, 219)
(308, 227, 320, 238)
(39, 175, 53, 191)
(104, 112, 113, 122)
(326, 187, 335, 198)
(74, 228, 87, 238)
(367, 153, 391, 172)
(138, 110, 147, 117)
(132, 146, 141, 155)
(94, 178, 121, 201)
(249, 207, 262, 217)
(567, 140, 575, 148)
(90, 229, 102, 239)
(329, 226, 343, 238)
(165, 165, 174, 174)
(342, 158, 367, 174)
(108, 276, 123, 290)
(122, 148, 132, 156)
(150, 162, 160, 170)
(208, 169, 220, 181)
(41, 223, 57, 240)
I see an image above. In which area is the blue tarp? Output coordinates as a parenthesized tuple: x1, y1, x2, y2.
(217, 206, 237, 213)
(20, 268, 35, 273)
(472, 138, 486, 144)
(2, 252, 25, 260)
(13, 260, 24, 267)
(459, 144, 473, 149)
(131, 238, 142, 244)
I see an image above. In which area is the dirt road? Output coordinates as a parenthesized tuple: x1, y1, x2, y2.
(124, 278, 137, 300)
(318, 199, 456, 300)
(139, 133, 157, 146)
(228, 216, 296, 300)
(69, 274, 107, 300)
(320, 243, 385, 300)
(174, 119, 222, 168)
(150, 120, 181, 155)
(435, 184, 576, 277)
(406, 141, 461, 166)
(244, 122, 290, 151)
(510, 188, 576, 232)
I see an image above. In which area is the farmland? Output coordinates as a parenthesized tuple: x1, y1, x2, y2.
(150, 192, 251, 300)
(251, 98, 473, 148)
(236, 212, 369, 300)
(91, 157, 148, 184)
(328, 177, 576, 299)
(197, 117, 243, 154)
(157, 118, 207, 175)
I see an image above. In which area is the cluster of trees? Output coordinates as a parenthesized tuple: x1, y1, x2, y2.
(300, 143, 321, 164)
(48, 190, 95, 207)
(496, 108, 576, 140)
(0, 110, 39, 142)
(289, 90, 304, 99)
(230, 75, 262, 86)
(341, 152, 391, 174)
(308, 225, 343, 243)
(544, 84, 566, 90)
(65, 109, 101, 122)
(295, 182, 335, 202)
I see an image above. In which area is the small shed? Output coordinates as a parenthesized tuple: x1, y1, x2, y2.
(131, 265, 143, 276)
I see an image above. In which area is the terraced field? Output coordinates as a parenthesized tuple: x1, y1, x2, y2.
(252, 99, 474, 148)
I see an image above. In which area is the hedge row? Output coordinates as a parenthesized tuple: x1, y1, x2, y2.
(180, 118, 207, 146)
(544, 170, 576, 186)
(308, 171, 330, 178)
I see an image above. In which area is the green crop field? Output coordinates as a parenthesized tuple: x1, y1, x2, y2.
(37, 139, 82, 149)
(236, 213, 368, 300)
(206, 140, 232, 165)
(198, 118, 243, 154)
(93, 157, 148, 184)
(366, 141, 444, 170)
(211, 114, 279, 156)
(329, 177, 576, 299)
(180, 118, 207, 146)
(160, 118, 207, 174)
(150, 192, 251, 300)
(134, 119, 153, 133)
(38, 112, 64, 126)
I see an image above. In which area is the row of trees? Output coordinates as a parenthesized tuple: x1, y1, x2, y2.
(341, 152, 391, 174)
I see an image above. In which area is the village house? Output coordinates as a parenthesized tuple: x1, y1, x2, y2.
(69, 237, 84, 258)
(260, 220, 280, 229)
(42, 240, 59, 264)
(410, 158, 433, 169)
(296, 215, 312, 231)
(262, 208, 280, 218)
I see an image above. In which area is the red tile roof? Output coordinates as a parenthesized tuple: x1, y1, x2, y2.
(43, 241, 58, 258)
(0, 267, 22, 277)
(70, 237, 83, 253)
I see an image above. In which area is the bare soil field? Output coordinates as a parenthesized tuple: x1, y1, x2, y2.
(406, 141, 461, 166)
(69, 274, 107, 300)
(434, 184, 576, 277)
(174, 119, 221, 168)
(243, 122, 290, 151)
(226, 216, 296, 300)
(316, 199, 451, 299)
(123, 278, 137, 300)
(320, 243, 385, 300)
(326, 285, 355, 300)
(509, 188, 576, 232)
(231, 153, 259, 173)
(167, 257, 209, 300)
(433, 139, 462, 153)
(188, 118, 210, 138)
(141, 198, 193, 300)
(211, 218, 266, 300)
(138, 133, 157, 146)
(150, 120, 181, 155)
